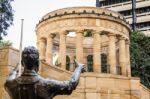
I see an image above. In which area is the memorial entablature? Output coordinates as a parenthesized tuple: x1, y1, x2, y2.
(36, 7, 132, 77)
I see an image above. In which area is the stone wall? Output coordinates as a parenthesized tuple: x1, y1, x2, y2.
(140, 84, 150, 99)
(40, 61, 150, 99)
(0, 47, 150, 99)
(0, 47, 19, 99)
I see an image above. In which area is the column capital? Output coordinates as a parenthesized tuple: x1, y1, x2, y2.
(48, 33, 56, 39)
(39, 38, 46, 42)
(125, 40, 130, 45)
(108, 33, 116, 37)
(59, 31, 68, 35)
(75, 30, 84, 34)
(118, 36, 126, 40)
(92, 30, 103, 35)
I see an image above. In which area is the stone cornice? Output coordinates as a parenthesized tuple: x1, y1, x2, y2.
(36, 7, 131, 32)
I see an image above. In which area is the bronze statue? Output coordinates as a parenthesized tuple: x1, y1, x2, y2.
(5, 46, 84, 99)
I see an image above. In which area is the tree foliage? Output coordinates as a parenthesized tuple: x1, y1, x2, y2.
(84, 30, 92, 37)
(0, 40, 12, 48)
(130, 31, 150, 88)
(0, 0, 14, 40)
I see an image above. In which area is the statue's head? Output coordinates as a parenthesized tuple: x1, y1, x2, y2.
(21, 46, 39, 72)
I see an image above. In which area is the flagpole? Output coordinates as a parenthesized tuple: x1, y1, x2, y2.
(18, 19, 24, 76)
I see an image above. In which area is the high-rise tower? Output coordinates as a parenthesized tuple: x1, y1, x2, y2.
(96, 0, 150, 36)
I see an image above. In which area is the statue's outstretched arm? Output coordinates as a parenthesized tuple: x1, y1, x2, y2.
(69, 61, 84, 89)
(6, 63, 19, 82)
(45, 61, 84, 96)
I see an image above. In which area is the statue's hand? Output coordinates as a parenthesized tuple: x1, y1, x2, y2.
(7, 63, 20, 80)
(81, 65, 86, 73)
(13, 63, 19, 73)
(74, 60, 85, 73)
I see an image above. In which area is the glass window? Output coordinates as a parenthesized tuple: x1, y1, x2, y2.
(87, 55, 93, 72)
(101, 53, 108, 73)
(99, 0, 131, 6)
(136, 22, 150, 29)
(119, 6, 150, 16)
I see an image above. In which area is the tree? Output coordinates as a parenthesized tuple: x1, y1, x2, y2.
(0, 0, 14, 40)
(130, 31, 150, 88)
(0, 40, 12, 48)
(84, 30, 92, 37)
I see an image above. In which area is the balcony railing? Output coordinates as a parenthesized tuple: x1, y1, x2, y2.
(99, 0, 131, 7)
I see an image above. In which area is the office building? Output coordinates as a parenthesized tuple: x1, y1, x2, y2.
(97, 0, 150, 35)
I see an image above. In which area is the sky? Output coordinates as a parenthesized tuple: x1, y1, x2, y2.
(5, 0, 95, 49)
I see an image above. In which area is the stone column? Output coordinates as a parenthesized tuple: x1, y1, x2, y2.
(59, 31, 67, 69)
(46, 34, 54, 65)
(38, 38, 46, 61)
(70, 55, 75, 72)
(108, 33, 117, 74)
(119, 36, 127, 76)
(36, 42, 39, 50)
(126, 40, 131, 77)
(76, 30, 83, 63)
(93, 31, 101, 73)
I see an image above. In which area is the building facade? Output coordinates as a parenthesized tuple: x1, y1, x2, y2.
(97, 0, 150, 36)
(36, 7, 131, 76)
(36, 7, 150, 99)
(0, 47, 20, 99)
(0, 6, 150, 99)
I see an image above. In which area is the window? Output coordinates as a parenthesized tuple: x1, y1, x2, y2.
(119, 6, 150, 16)
(136, 22, 150, 29)
(101, 53, 108, 73)
(100, 0, 131, 6)
(87, 55, 93, 72)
